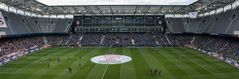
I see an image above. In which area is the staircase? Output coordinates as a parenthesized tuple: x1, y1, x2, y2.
(100, 35, 105, 45)
(65, 35, 72, 45)
(43, 36, 48, 45)
(191, 36, 196, 45)
(58, 40, 63, 45)
(77, 36, 84, 47)
(131, 39, 135, 46)
(155, 40, 159, 46)
(165, 35, 172, 45)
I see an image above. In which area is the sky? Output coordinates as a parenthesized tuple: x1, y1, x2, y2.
(36, 0, 198, 6)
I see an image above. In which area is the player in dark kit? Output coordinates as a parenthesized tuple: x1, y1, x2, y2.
(158, 69, 161, 76)
(46, 57, 51, 68)
(47, 62, 50, 68)
(68, 66, 72, 74)
(67, 57, 70, 63)
(78, 63, 81, 67)
(57, 57, 61, 64)
(149, 67, 162, 76)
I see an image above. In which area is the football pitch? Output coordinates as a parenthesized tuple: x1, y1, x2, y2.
(0, 47, 239, 79)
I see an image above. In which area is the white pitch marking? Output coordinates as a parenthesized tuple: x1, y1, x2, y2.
(101, 48, 116, 79)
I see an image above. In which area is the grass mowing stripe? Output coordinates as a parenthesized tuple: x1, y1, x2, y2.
(152, 48, 191, 79)
(85, 65, 107, 79)
(182, 48, 238, 73)
(143, 48, 177, 79)
(100, 48, 116, 79)
(1, 47, 239, 79)
(180, 48, 239, 78)
(70, 48, 107, 79)
(180, 48, 239, 79)
(0, 50, 56, 79)
(169, 47, 218, 79)
(101, 65, 109, 79)
(103, 47, 122, 79)
(130, 48, 152, 79)
(84, 48, 115, 79)
(177, 48, 229, 71)
(51, 49, 94, 79)
(120, 48, 137, 79)
(6, 48, 69, 79)
(178, 48, 231, 73)
(34, 48, 81, 79)
(0, 48, 58, 72)
(163, 48, 217, 79)
(1, 48, 60, 78)
(32, 49, 70, 78)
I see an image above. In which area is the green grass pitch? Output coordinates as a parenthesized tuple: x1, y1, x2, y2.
(0, 47, 239, 79)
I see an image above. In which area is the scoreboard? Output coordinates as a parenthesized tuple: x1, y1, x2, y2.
(73, 15, 167, 32)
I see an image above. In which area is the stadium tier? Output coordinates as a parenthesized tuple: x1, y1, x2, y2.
(1, 0, 239, 79)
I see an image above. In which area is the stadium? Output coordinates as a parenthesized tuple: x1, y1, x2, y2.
(1, 0, 239, 79)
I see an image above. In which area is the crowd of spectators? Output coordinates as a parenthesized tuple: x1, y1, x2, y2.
(81, 33, 101, 46)
(46, 32, 169, 47)
(46, 35, 65, 45)
(168, 34, 239, 61)
(0, 36, 44, 64)
(0, 36, 44, 56)
(2, 33, 238, 63)
(47, 33, 239, 61)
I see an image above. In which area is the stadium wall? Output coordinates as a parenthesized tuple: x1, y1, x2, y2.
(0, 10, 73, 35)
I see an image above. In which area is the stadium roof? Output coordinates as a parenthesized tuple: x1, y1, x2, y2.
(0, 0, 236, 15)
(36, 0, 198, 6)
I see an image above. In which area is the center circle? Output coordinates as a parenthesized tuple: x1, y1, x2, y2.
(91, 54, 132, 64)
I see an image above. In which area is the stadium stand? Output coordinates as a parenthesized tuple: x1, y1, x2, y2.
(0, 35, 44, 64)
(167, 8, 239, 34)
(0, 10, 73, 35)
(1, 1, 239, 78)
